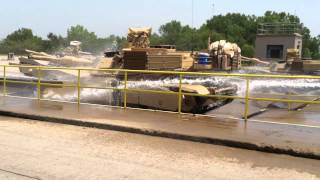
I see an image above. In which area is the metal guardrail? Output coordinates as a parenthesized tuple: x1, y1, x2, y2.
(257, 23, 302, 35)
(1, 65, 320, 122)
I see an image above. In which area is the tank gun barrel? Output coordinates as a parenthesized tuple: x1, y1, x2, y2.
(79, 51, 92, 56)
(25, 49, 93, 66)
(241, 56, 270, 65)
(25, 49, 51, 57)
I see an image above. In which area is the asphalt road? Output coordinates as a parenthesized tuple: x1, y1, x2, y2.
(0, 116, 319, 180)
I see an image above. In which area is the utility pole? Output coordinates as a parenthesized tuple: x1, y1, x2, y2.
(191, 0, 194, 52)
(209, 0, 215, 48)
(212, 0, 215, 18)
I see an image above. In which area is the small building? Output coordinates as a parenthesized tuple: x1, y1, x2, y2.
(255, 23, 303, 61)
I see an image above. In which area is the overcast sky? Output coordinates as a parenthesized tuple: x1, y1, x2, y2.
(0, 0, 319, 39)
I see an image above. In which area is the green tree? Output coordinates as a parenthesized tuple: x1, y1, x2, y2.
(0, 28, 44, 54)
(307, 36, 320, 59)
(114, 36, 128, 49)
(67, 25, 98, 52)
(66, 25, 126, 54)
(159, 21, 183, 46)
(302, 48, 311, 59)
(1, 11, 319, 58)
(43, 32, 67, 53)
(153, 14, 258, 51)
(157, 21, 197, 50)
(203, 13, 258, 47)
(150, 33, 163, 46)
(257, 11, 300, 24)
(242, 44, 255, 57)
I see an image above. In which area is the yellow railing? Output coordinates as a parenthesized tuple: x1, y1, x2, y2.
(1, 65, 320, 122)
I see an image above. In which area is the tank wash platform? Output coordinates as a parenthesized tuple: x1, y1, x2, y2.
(0, 96, 319, 159)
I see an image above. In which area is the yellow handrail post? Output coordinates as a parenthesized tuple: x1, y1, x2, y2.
(3, 66, 6, 96)
(77, 69, 81, 108)
(178, 74, 183, 114)
(37, 67, 41, 100)
(244, 78, 250, 121)
(124, 71, 128, 109)
(288, 91, 292, 111)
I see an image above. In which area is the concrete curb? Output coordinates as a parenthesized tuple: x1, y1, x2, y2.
(0, 109, 319, 160)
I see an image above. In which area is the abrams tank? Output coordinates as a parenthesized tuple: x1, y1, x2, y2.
(124, 83, 236, 113)
(11, 29, 237, 114)
(98, 28, 238, 113)
(13, 41, 97, 78)
(120, 27, 194, 75)
(16, 52, 94, 79)
(42, 80, 237, 114)
(193, 40, 242, 71)
(271, 48, 320, 75)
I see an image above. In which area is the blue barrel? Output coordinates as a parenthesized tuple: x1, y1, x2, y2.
(198, 53, 210, 65)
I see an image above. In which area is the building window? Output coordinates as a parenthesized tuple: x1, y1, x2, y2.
(267, 45, 284, 59)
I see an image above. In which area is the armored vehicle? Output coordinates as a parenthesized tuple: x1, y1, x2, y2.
(271, 48, 320, 74)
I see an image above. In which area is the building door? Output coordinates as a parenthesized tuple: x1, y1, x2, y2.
(267, 45, 284, 59)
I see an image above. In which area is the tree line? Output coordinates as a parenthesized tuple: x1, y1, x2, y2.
(0, 11, 319, 59)
(0, 25, 127, 55)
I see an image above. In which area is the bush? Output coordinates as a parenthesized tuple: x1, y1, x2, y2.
(242, 44, 255, 57)
(302, 48, 311, 59)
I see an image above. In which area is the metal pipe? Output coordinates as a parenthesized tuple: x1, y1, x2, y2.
(3, 66, 6, 96)
(77, 69, 81, 106)
(288, 91, 292, 111)
(37, 67, 41, 100)
(124, 71, 128, 109)
(1, 65, 320, 79)
(178, 74, 183, 113)
(244, 78, 250, 121)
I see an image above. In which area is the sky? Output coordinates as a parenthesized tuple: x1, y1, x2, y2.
(0, 0, 319, 39)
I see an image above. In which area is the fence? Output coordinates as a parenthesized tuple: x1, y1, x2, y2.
(1, 65, 320, 124)
(257, 23, 302, 35)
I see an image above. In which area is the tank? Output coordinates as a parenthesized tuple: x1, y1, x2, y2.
(11, 41, 98, 77)
(9, 29, 238, 114)
(271, 48, 320, 74)
(122, 83, 236, 113)
(122, 27, 194, 72)
(42, 81, 237, 114)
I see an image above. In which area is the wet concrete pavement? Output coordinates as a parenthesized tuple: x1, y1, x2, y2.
(0, 96, 319, 159)
(1, 117, 319, 179)
(253, 107, 320, 127)
(210, 98, 320, 127)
